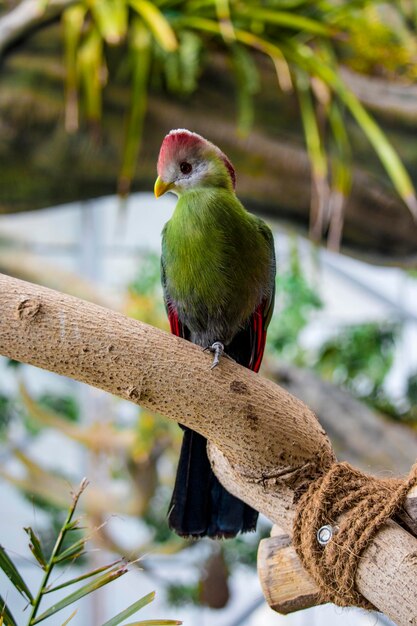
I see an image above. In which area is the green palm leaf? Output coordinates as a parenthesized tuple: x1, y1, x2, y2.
(129, 0, 177, 51)
(0, 545, 33, 602)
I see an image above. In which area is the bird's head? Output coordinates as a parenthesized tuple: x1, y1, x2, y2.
(154, 129, 236, 198)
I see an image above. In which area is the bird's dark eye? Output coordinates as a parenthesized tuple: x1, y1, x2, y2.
(180, 161, 192, 175)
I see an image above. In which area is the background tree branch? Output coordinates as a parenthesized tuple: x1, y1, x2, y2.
(0, 0, 75, 57)
(269, 362, 417, 475)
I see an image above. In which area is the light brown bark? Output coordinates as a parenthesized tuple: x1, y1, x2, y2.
(0, 272, 417, 625)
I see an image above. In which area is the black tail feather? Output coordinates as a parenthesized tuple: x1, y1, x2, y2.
(168, 427, 258, 538)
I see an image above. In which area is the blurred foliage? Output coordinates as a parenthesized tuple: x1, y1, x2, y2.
(0, 394, 13, 440)
(126, 252, 168, 327)
(23, 393, 80, 436)
(129, 251, 162, 297)
(341, 3, 417, 80)
(266, 240, 416, 423)
(5, 0, 413, 246)
(166, 583, 200, 608)
(314, 322, 401, 415)
(37, 393, 79, 423)
(267, 240, 323, 362)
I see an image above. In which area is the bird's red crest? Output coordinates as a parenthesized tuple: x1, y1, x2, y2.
(157, 129, 236, 189)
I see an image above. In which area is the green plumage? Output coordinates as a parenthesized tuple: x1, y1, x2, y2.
(162, 187, 274, 345)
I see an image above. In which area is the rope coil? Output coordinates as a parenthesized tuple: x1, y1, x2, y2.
(293, 461, 417, 609)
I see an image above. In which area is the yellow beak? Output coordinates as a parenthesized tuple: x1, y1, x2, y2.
(154, 176, 173, 198)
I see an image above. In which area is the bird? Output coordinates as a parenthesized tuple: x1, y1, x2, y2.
(154, 129, 276, 539)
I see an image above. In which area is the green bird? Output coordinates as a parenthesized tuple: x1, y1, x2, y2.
(154, 129, 276, 538)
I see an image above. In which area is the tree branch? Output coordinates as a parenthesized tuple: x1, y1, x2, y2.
(1, 272, 416, 625)
(0, 0, 75, 57)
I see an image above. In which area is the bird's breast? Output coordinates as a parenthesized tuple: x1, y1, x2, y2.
(159, 189, 269, 342)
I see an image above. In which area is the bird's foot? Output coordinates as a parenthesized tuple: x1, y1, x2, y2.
(203, 342, 233, 369)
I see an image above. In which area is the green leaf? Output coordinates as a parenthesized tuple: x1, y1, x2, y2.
(101, 591, 155, 626)
(46, 560, 125, 593)
(215, 0, 235, 41)
(0, 544, 34, 601)
(62, 5, 87, 132)
(236, 7, 336, 37)
(230, 44, 260, 136)
(173, 17, 291, 91)
(177, 31, 202, 95)
(295, 70, 329, 239)
(77, 26, 104, 123)
(295, 72, 327, 179)
(53, 536, 86, 563)
(90, 0, 128, 45)
(326, 98, 352, 250)
(0, 595, 18, 626)
(118, 18, 151, 196)
(24, 527, 48, 570)
(32, 565, 128, 624)
(129, 0, 177, 51)
(328, 100, 351, 194)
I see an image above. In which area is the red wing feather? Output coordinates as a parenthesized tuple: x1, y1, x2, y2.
(167, 302, 186, 339)
(249, 302, 268, 373)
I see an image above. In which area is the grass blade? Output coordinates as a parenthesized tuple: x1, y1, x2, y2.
(101, 591, 155, 626)
(46, 560, 125, 593)
(129, 0, 177, 51)
(32, 565, 128, 624)
(0, 595, 18, 626)
(0, 544, 34, 601)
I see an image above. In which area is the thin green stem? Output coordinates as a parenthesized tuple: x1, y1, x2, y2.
(27, 479, 88, 625)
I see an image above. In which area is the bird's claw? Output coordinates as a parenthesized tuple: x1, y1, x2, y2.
(203, 341, 225, 369)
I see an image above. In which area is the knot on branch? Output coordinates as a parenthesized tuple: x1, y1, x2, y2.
(17, 297, 42, 321)
(293, 460, 417, 609)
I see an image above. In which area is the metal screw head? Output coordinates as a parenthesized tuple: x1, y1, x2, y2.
(317, 524, 334, 546)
